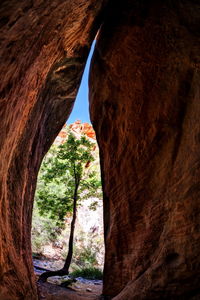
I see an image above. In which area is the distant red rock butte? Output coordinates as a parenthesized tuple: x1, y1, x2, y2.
(55, 121, 96, 145)
(69, 120, 96, 139)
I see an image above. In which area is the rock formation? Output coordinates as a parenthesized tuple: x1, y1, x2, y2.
(0, 1, 107, 299)
(90, 1, 200, 299)
(0, 0, 200, 299)
(69, 120, 96, 140)
(54, 122, 96, 145)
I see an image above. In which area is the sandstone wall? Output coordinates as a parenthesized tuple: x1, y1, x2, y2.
(90, 1, 200, 299)
(0, 1, 106, 299)
(0, 0, 200, 299)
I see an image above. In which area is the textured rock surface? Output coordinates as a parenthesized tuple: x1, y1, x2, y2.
(0, 1, 107, 299)
(0, 0, 200, 299)
(70, 121, 96, 139)
(90, 1, 200, 299)
(54, 122, 96, 145)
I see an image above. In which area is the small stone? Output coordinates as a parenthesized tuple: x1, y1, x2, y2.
(74, 285, 81, 289)
(86, 288, 92, 292)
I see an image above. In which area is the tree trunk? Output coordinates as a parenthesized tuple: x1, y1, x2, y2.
(38, 183, 78, 282)
(63, 184, 78, 272)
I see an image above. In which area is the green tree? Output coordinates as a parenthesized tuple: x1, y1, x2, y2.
(37, 129, 102, 282)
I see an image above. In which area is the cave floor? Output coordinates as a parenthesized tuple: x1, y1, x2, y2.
(37, 278, 102, 300)
(34, 258, 102, 299)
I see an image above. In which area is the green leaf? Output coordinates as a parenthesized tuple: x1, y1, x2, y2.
(35, 126, 102, 226)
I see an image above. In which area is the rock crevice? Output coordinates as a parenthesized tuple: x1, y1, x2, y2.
(0, 0, 200, 299)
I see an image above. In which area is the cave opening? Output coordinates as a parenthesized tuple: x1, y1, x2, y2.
(0, 1, 200, 299)
(31, 40, 104, 292)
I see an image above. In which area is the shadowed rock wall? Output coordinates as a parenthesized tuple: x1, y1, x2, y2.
(0, 1, 107, 299)
(90, 1, 200, 299)
(0, 0, 200, 299)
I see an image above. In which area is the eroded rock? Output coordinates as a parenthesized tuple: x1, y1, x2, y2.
(90, 1, 200, 299)
(0, 1, 107, 299)
(0, 0, 200, 299)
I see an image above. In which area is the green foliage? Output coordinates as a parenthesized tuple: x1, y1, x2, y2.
(32, 204, 60, 253)
(88, 200, 99, 211)
(73, 245, 97, 267)
(32, 126, 104, 270)
(70, 267, 103, 280)
(69, 228, 104, 269)
(36, 128, 101, 227)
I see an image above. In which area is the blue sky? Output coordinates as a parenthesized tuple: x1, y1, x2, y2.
(67, 41, 95, 124)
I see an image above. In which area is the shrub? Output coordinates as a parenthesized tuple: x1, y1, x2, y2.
(70, 267, 103, 280)
(73, 245, 98, 268)
(31, 204, 61, 253)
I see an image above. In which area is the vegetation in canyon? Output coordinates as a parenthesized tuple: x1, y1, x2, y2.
(32, 124, 104, 281)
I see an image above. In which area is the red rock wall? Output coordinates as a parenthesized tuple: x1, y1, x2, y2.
(90, 1, 200, 299)
(0, 0, 200, 299)
(0, 1, 107, 299)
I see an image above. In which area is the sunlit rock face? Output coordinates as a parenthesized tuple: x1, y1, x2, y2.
(0, 1, 107, 299)
(69, 120, 96, 140)
(90, 1, 200, 299)
(54, 122, 96, 145)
